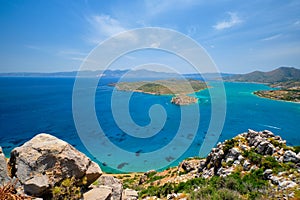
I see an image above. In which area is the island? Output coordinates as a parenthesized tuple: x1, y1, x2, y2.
(112, 79, 208, 105)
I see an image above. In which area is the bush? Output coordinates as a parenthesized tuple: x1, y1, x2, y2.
(52, 177, 82, 200)
(243, 149, 262, 165)
(261, 156, 280, 169)
(293, 145, 300, 154)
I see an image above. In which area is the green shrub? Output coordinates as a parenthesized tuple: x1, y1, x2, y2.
(52, 177, 82, 200)
(243, 149, 262, 165)
(261, 156, 280, 169)
(293, 145, 300, 154)
(223, 139, 238, 154)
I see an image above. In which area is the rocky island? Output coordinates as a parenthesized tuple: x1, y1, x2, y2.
(0, 129, 299, 199)
(113, 79, 208, 105)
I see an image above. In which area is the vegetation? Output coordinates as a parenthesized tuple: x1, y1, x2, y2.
(254, 89, 300, 102)
(52, 177, 86, 200)
(138, 169, 268, 199)
(115, 79, 207, 95)
(114, 79, 208, 105)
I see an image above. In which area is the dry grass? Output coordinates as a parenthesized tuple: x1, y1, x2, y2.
(0, 179, 31, 200)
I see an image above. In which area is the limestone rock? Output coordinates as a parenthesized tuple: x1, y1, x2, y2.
(23, 174, 49, 196)
(84, 186, 113, 200)
(283, 150, 299, 163)
(98, 175, 123, 200)
(279, 181, 297, 189)
(122, 188, 138, 200)
(0, 146, 10, 185)
(9, 133, 102, 196)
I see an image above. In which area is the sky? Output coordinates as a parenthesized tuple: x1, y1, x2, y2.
(0, 0, 300, 73)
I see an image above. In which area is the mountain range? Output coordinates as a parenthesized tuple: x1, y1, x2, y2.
(225, 67, 300, 83)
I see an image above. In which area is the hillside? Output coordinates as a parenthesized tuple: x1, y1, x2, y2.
(0, 130, 299, 199)
(226, 67, 300, 83)
(120, 129, 300, 200)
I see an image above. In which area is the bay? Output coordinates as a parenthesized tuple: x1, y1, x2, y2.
(0, 77, 299, 173)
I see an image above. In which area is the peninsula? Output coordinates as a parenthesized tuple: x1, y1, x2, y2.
(113, 79, 208, 105)
(226, 67, 300, 102)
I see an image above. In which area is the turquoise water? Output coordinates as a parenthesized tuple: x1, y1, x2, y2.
(0, 77, 299, 172)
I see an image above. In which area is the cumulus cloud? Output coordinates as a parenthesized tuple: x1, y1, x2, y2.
(213, 12, 242, 30)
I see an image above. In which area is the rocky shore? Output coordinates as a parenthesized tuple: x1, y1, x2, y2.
(0, 130, 299, 199)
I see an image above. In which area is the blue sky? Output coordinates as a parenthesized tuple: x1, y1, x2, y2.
(0, 0, 299, 73)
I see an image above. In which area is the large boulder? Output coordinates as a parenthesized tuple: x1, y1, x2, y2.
(0, 146, 10, 185)
(9, 133, 102, 197)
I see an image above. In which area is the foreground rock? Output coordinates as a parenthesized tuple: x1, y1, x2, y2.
(0, 146, 10, 185)
(9, 133, 102, 197)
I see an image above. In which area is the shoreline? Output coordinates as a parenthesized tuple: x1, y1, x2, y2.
(252, 91, 300, 104)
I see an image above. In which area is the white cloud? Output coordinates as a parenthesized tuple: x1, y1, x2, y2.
(144, 0, 202, 16)
(86, 14, 126, 44)
(213, 12, 242, 30)
(261, 34, 282, 41)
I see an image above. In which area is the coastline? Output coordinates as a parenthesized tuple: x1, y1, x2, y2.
(252, 91, 300, 104)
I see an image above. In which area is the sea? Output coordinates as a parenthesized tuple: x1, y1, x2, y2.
(0, 77, 299, 173)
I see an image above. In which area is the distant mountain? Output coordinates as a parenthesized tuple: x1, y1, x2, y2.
(184, 72, 234, 80)
(0, 69, 231, 80)
(226, 67, 300, 83)
(0, 69, 177, 78)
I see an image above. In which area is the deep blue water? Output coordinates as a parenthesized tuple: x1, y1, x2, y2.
(0, 77, 299, 173)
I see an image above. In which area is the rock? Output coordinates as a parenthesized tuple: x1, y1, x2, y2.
(23, 174, 49, 196)
(283, 150, 299, 163)
(256, 141, 274, 155)
(243, 160, 251, 171)
(279, 181, 297, 189)
(86, 161, 103, 185)
(202, 168, 214, 179)
(84, 186, 113, 200)
(180, 160, 198, 173)
(98, 175, 123, 200)
(9, 133, 102, 196)
(122, 188, 138, 200)
(237, 155, 244, 162)
(263, 169, 273, 179)
(0, 146, 10, 185)
(228, 148, 241, 158)
(269, 175, 281, 185)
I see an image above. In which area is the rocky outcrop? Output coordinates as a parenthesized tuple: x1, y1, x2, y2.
(171, 95, 198, 105)
(8, 133, 102, 197)
(0, 146, 10, 185)
(198, 129, 299, 179)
